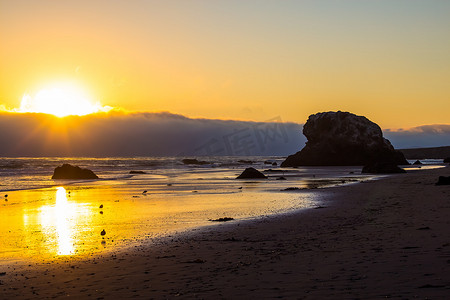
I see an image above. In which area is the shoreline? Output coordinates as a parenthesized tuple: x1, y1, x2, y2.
(1, 166, 450, 298)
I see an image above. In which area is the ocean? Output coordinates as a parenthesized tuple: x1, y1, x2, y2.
(0, 156, 379, 192)
(0, 156, 444, 262)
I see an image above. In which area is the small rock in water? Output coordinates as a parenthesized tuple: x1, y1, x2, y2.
(236, 167, 267, 179)
(143, 190, 147, 194)
(99, 211, 103, 214)
(4, 195, 7, 198)
(99, 204, 103, 209)
(362, 162, 406, 174)
(238, 159, 254, 164)
(282, 187, 300, 191)
(182, 158, 209, 165)
(129, 170, 146, 174)
(100, 229, 106, 236)
(276, 176, 286, 180)
(52, 164, 99, 179)
(416, 226, 431, 230)
(184, 259, 205, 264)
(209, 217, 234, 222)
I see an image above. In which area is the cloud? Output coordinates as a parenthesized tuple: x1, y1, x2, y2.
(1, 111, 448, 157)
(385, 125, 450, 149)
(0, 111, 305, 157)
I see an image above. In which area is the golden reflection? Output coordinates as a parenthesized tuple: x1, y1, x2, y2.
(37, 187, 89, 256)
(56, 187, 73, 255)
(3, 183, 316, 262)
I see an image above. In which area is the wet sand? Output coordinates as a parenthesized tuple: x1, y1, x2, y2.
(1, 166, 449, 299)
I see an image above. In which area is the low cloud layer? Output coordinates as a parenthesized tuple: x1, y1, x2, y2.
(0, 112, 305, 157)
(1, 112, 449, 157)
(385, 125, 450, 149)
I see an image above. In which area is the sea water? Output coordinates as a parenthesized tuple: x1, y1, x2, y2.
(0, 156, 443, 262)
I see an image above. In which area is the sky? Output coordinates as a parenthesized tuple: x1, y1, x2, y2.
(1, 0, 449, 128)
(0, 0, 450, 156)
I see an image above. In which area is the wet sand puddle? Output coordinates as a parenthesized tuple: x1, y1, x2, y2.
(1, 177, 321, 263)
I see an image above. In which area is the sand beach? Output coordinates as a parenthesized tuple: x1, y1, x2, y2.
(1, 166, 449, 299)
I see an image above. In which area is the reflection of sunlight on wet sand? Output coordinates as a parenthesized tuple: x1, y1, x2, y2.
(2, 181, 316, 262)
(28, 187, 91, 256)
(56, 187, 73, 255)
(39, 187, 74, 255)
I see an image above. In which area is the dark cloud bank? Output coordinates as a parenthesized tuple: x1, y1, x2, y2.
(384, 125, 450, 149)
(0, 112, 303, 157)
(0, 112, 448, 157)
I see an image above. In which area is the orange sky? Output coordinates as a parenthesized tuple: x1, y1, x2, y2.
(1, 1, 449, 129)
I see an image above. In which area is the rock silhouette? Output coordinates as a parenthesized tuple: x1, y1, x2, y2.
(238, 160, 254, 164)
(362, 162, 406, 174)
(182, 158, 209, 165)
(52, 164, 98, 179)
(236, 167, 267, 179)
(281, 111, 408, 167)
(209, 217, 234, 222)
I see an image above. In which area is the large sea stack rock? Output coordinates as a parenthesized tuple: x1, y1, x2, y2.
(281, 111, 409, 167)
(236, 167, 267, 179)
(52, 164, 99, 179)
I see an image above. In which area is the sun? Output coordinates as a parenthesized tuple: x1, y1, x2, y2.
(19, 84, 110, 117)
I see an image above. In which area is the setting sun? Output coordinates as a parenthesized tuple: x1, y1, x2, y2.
(18, 84, 110, 117)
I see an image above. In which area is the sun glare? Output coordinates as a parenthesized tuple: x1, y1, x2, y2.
(19, 85, 110, 117)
